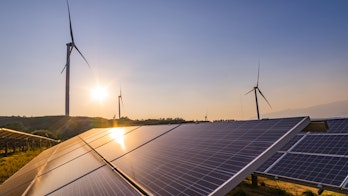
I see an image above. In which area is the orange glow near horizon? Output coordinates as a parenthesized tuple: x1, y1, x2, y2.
(109, 128, 126, 150)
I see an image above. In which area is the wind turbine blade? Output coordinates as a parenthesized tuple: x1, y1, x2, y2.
(74, 45, 90, 68)
(67, 0, 74, 43)
(61, 65, 67, 74)
(257, 61, 260, 87)
(119, 87, 123, 105)
(245, 88, 255, 95)
(257, 88, 272, 108)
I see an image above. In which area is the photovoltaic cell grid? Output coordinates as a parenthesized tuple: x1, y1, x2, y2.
(256, 118, 348, 193)
(0, 117, 309, 195)
(291, 135, 348, 155)
(265, 154, 348, 186)
(108, 117, 309, 195)
(326, 118, 348, 133)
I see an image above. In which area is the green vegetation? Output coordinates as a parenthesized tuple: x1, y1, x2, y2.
(227, 180, 291, 196)
(228, 187, 247, 196)
(302, 190, 316, 196)
(0, 148, 46, 183)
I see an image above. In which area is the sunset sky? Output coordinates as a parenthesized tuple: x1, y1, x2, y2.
(0, 0, 347, 121)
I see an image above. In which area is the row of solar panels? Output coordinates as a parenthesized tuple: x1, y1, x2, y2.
(0, 128, 60, 143)
(0, 117, 310, 195)
(256, 118, 348, 194)
(0, 128, 60, 155)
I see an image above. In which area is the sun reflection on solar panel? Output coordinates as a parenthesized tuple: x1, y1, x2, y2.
(109, 128, 126, 150)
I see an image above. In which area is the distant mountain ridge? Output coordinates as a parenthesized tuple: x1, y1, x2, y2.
(264, 100, 348, 119)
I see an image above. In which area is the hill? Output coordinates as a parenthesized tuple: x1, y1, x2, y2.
(0, 116, 186, 140)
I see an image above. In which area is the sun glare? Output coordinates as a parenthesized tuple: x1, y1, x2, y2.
(109, 128, 126, 150)
(91, 86, 108, 102)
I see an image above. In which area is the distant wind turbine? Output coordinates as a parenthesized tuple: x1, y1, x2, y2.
(245, 63, 272, 120)
(118, 88, 124, 119)
(61, 0, 90, 116)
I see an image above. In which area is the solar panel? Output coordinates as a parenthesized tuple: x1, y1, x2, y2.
(257, 152, 284, 172)
(326, 119, 348, 133)
(49, 165, 142, 196)
(26, 151, 105, 195)
(278, 134, 305, 151)
(0, 117, 310, 195)
(89, 125, 179, 161)
(290, 134, 348, 155)
(0, 128, 60, 156)
(256, 118, 348, 193)
(266, 154, 348, 186)
(0, 146, 58, 196)
(108, 117, 309, 195)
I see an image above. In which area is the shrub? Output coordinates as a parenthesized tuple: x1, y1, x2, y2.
(302, 190, 316, 196)
(231, 188, 247, 196)
(269, 187, 289, 196)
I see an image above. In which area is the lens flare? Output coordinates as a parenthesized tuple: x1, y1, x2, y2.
(90, 86, 107, 102)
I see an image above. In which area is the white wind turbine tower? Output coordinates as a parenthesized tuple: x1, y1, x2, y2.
(245, 63, 272, 120)
(118, 89, 124, 119)
(61, 0, 90, 116)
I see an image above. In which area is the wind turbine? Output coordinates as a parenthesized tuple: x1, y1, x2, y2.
(61, 0, 90, 116)
(245, 63, 271, 120)
(118, 88, 124, 119)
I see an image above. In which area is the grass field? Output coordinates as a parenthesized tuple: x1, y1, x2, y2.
(229, 176, 346, 196)
(0, 148, 46, 183)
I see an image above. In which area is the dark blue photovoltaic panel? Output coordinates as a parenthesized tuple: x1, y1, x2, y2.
(93, 125, 179, 161)
(49, 165, 141, 196)
(326, 119, 348, 133)
(26, 151, 105, 195)
(111, 117, 308, 195)
(279, 134, 304, 151)
(257, 152, 284, 172)
(266, 154, 348, 187)
(291, 135, 348, 155)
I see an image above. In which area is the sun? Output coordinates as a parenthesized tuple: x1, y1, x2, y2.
(90, 86, 108, 102)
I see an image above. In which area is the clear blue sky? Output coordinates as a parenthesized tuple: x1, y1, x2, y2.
(0, 0, 347, 120)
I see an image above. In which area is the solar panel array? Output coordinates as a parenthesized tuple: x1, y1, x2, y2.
(0, 128, 60, 156)
(0, 117, 310, 196)
(256, 118, 348, 193)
